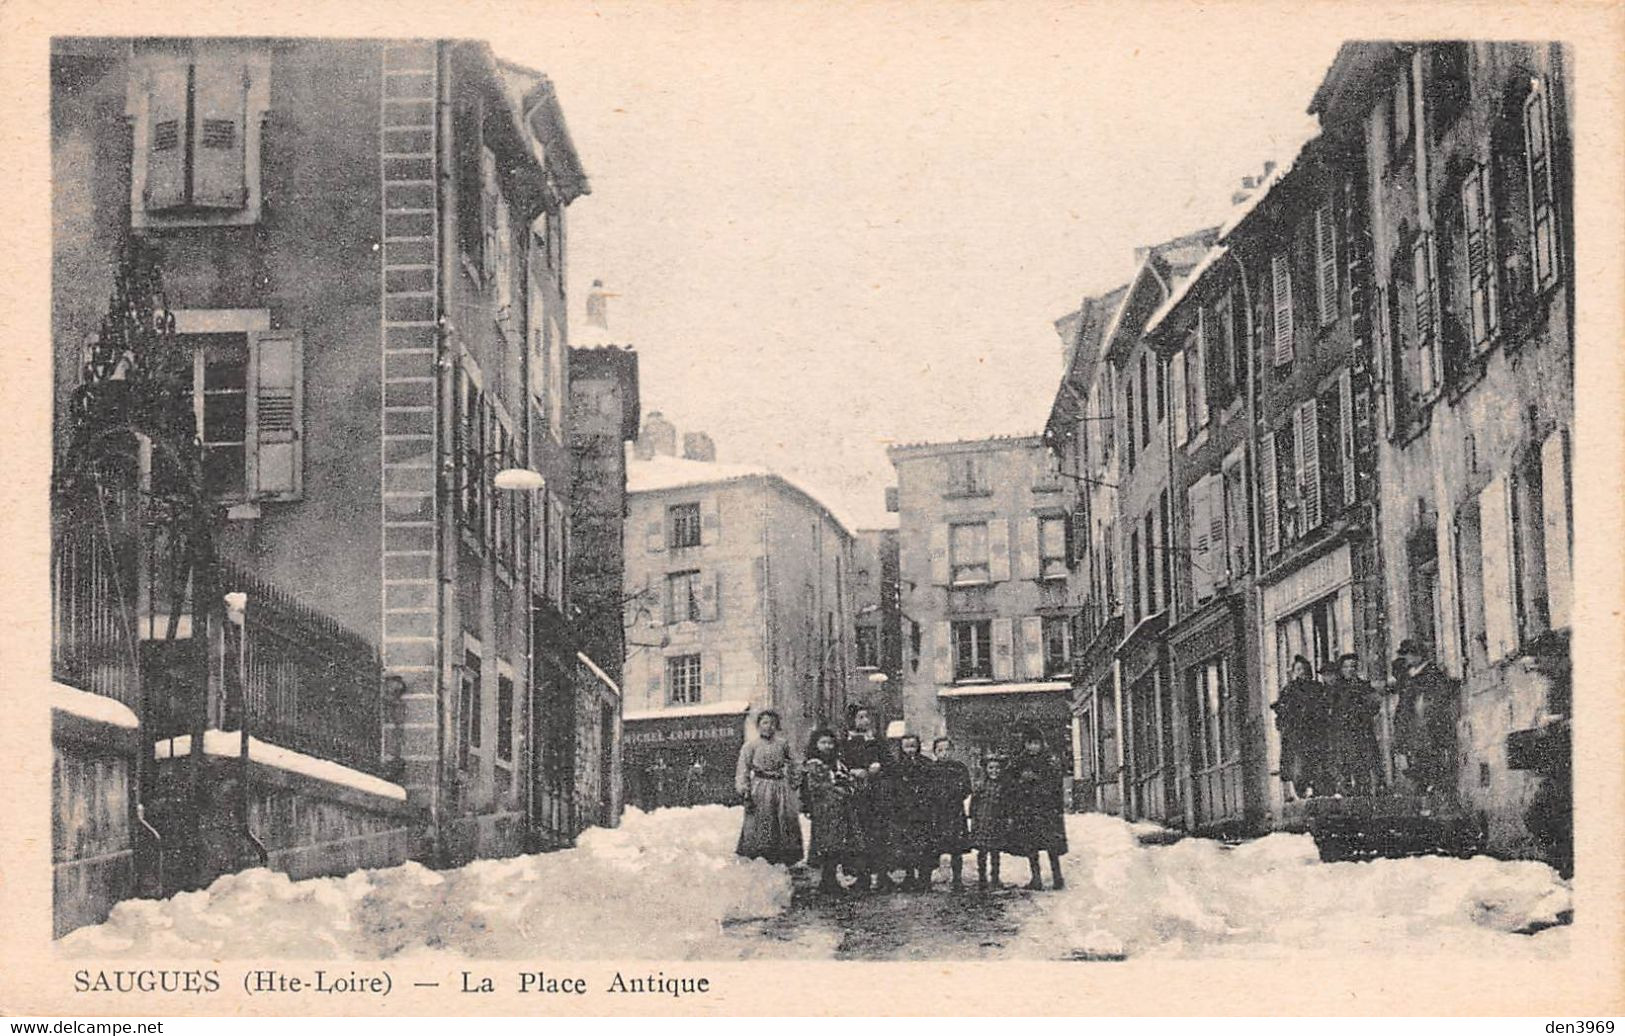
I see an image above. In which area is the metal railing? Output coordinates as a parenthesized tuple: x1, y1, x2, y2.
(50, 466, 142, 709)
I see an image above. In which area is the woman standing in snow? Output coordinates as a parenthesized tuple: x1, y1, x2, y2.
(1008, 728, 1067, 891)
(733, 710, 804, 866)
(801, 727, 865, 894)
(1274, 655, 1330, 799)
(926, 736, 972, 891)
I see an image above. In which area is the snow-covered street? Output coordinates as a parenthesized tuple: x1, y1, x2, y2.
(60, 805, 1572, 961)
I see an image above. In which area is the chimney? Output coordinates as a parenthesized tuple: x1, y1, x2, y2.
(584, 279, 611, 330)
(1262, 160, 1277, 178)
(884, 487, 899, 513)
(682, 432, 716, 462)
(636, 410, 677, 460)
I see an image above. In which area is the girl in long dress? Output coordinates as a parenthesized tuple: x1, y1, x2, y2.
(969, 753, 1011, 890)
(1008, 728, 1067, 891)
(734, 710, 804, 865)
(801, 727, 865, 894)
(888, 734, 936, 890)
(927, 736, 973, 891)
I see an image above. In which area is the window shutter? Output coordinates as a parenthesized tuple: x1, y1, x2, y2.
(698, 572, 720, 622)
(1271, 253, 1294, 365)
(645, 516, 665, 553)
(1021, 616, 1044, 680)
(699, 497, 721, 545)
(647, 662, 663, 703)
(988, 519, 1012, 583)
(1541, 430, 1572, 630)
(1209, 474, 1227, 587)
(1296, 399, 1321, 530)
(1462, 165, 1493, 349)
(1191, 478, 1212, 603)
(929, 523, 950, 585)
(1171, 348, 1188, 445)
(246, 329, 303, 500)
(1480, 474, 1517, 660)
(1373, 283, 1393, 435)
(1194, 311, 1208, 427)
(1315, 202, 1338, 326)
(992, 618, 1014, 681)
(191, 59, 248, 210)
(934, 622, 954, 685)
(1260, 429, 1279, 555)
(144, 64, 188, 211)
(1338, 368, 1356, 506)
(1017, 516, 1041, 580)
(1414, 234, 1440, 395)
(1524, 81, 1559, 290)
(702, 654, 722, 698)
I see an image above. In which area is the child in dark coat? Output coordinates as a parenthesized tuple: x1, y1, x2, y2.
(927, 736, 973, 891)
(889, 734, 936, 891)
(969, 753, 1012, 890)
(1008, 728, 1067, 891)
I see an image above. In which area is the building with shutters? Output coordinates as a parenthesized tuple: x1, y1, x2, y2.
(1312, 43, 1574, 864)
(50, 38, 609, 890)
(886, 436, 1077, 769)
(851, 525, 905, 733)
(620, 438, 855, 808)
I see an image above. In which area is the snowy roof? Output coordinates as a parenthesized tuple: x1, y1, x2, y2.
(628, 455, 857, 537)
(51, 682, 139, 729)
(1144, 244, 1231, 340)
(623, 699, 753, 723)
(1217, 133, 1322, 242)
(577, 652, 621, 695)
(155, 731, 408, 802)
(886, 432, 1045, 457)
(937, 680, 1072, 698)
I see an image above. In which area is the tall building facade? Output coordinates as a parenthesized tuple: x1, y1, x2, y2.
(49, 38, 620, 926)
(620, 435, 855, 808)
(850, 526, 904, 732)
(888, 436, 1077, 769)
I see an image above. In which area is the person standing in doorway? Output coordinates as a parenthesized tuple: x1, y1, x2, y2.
(1008, 728, 1067, 891)
(926, 736, 972, 891)
(1390, 640, 1459, 795)
(733, 710, 804, 865)
(840, 705, 896, 892)
(1273, 655, 1330, 800)
(1326, 653, 1381, 795)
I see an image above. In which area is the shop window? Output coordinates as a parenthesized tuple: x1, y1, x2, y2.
(1192, 657, 1236, 771)
(1275, 591, 1349, 690)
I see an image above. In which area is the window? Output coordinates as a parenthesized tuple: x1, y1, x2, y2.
(455, 367, 485, 534)
(1190, 476, 1218, 604)
(667, 654, 703, 705)
(1184, 323, 1207, 436)
(163, 317, 303, 502)
(480, 148, 514, 313)
(1407, 528, 1442, 662)
(1390, 59, 1414, 160)
(1139, 353, 1152, 447)
(1223, 454, 1248, 582)
(1315, 201, 1339, 326)
(1275, 591, 1350, 693)
(668, 503, 702, 549)
(1040, 516, 1069, 580)
(1043, 616, 1072, 677)
(1124, 370, 1137, 471)
(1271, 253, 1295, 365)
(1453, 497, 1490, 674)
(1143, 511, 1158, 615)
(1294, 399, 1323, 532)
(1171, 348, 1188, 446)
(1413, 234, 1441, 398)
(1461, 162, 1501, 350)
(1159, 489, 1173, 611)
(947, 454, 990, 496)
(133, 51, 264, 223)
(1260, 421, 1300, 553)
(1129, 528, 1142, 624)
(1430, 43, 1472, 139)
(1155, 355, 1167, 423)
(856, 626, 880, 669)
(1524, 77, 1562, 292)
(950, 522, 991, 585)
(665, 570, 702, 624)
(1216, 290, 1245, 404)
(458, 649, 483, 771)
(1192, 657, 1235, 770)
(952, 620, 993, 681)
(1510, 453, 1552, 645)
(496, 674, 514, 763)
(1317, 381, 1346, 519)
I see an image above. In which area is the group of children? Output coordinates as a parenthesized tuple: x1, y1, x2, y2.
(733, 706, 1070, 894)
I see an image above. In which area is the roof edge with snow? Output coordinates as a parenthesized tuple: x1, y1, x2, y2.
(623, 699, 754, 723)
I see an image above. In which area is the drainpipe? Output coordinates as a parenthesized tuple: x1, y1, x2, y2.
(430, 39, 455, 867)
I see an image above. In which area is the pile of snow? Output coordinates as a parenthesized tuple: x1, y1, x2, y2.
(60, 805, 792, 960)
(1005, 813, 1571, 959)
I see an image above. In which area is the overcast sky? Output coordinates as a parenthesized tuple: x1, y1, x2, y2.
(494, 5, 1332, 529)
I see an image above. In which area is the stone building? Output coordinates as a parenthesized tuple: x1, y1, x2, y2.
(620, 431, 855, 808)
(49, 37, 617, 935)
(887, 436, 1076, 769)
(850, 525, 904, 733)
(1312, 42, 1574, 865)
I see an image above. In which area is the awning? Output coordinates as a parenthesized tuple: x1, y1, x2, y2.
(937, 680, 1071, 699)
(623, 699, 752, 723)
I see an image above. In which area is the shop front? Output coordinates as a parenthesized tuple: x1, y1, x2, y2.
(1168, 594, 1249, 832)
(1117, 612, 1177, 824)
(1070, 614, 1123, 814)
(938, 682, 1072, 786)
(621, 701, 751, 810)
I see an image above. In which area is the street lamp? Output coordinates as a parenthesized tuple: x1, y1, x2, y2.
(493, 467, 546, 492)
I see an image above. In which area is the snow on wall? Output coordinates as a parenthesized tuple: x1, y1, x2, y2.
(154, 731, 407, 803)
(51, 682, 140, 730)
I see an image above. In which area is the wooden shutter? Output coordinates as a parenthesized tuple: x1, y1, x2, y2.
(247, 329, 303, 500)
(191, 58, 248, 209)
(1260, 430, 1279, 555)
(1296, 399, 1321, 530)
(1191, 478, 1213, 603)
(1541, 431, 1572, 630)
(1171, 348, 1188, 445)
(1373, 283, 1393, 435)
(988, 519, 1012, 582)
(646, 660, 663, 703)
(645, 515, 665, 553)
(1021, 616, 1044, 680)
(1017, 516, 1041, 580)
(934, 622, 954, 684)
(1315, 202, 1338, 326)
(1194, 311, 1208, 427)
(1271, 253, 1294, 365)
(1209, 474, 1227, 587)
(992, 618, 1014, 680)
(1524, 82, 1559, 290)
(702, 653, 722, 698)
(700, 496, 721, 545)
(929, 523, 950, 585)
(1480, 474, 1517, 660)
(144, 64, 187, 211)
(698, 571, 720, 622)
(1338, 368, 1356, 506)
(1414, 235, 1440, 395)
(1463, 164, 1499, 349)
